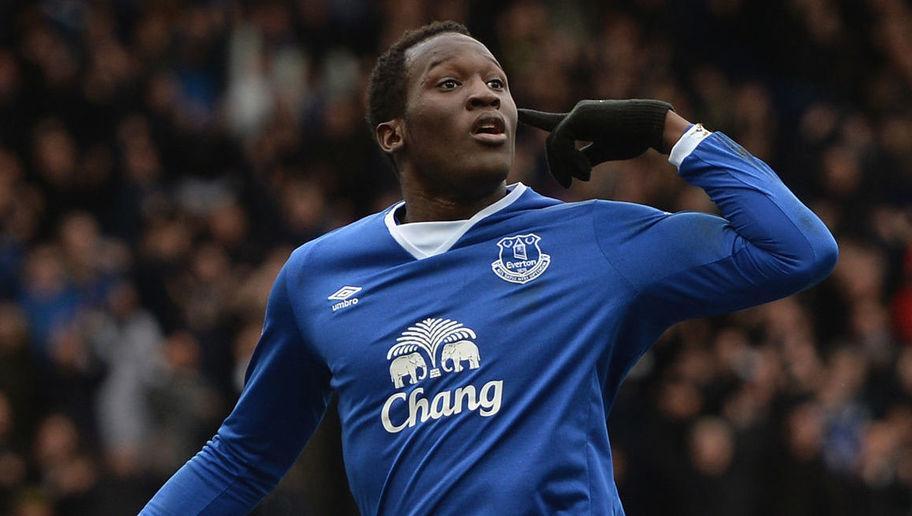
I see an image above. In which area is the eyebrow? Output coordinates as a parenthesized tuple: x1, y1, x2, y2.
(426, 54, 505, 74)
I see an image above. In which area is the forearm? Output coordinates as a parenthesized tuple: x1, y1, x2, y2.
(142, 435, 270, 515)
(596, 125, 838, 325)
(142, 262, 331, 515)
(679, 129, 837, 279)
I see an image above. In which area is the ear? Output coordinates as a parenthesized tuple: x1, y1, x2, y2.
(376, 120, 405, 155)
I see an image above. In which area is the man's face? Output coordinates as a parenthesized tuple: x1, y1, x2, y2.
(400, 33, 517, 188)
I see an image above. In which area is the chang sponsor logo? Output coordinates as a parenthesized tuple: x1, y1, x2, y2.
(381, 318, 504, 433)
(381, 382, 503, 434)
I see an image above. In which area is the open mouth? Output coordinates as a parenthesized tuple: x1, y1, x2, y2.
(471, 114, 507, 144)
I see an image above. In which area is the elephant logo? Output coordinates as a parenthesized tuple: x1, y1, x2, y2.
(386, 318, 481, 387)
(491, 233, 551, 284)
(389, 352, 427, 388)
(441, 340, 480, 372)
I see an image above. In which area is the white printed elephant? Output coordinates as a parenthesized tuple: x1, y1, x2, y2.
(441, 340, 480, 373)
(389, 352, 427, 388)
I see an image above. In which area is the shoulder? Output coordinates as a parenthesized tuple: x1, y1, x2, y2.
(500, 188, 674, 238)
(588, 199, 724, 265)
(506, 189, 595, 221)
(284, 210, 390, 273)
(588, 199, 671, 233)
(589, 199, 731, 247)
(514, 189, 682, 232)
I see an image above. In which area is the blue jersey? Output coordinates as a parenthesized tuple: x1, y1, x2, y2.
(142, 130, 837, 515)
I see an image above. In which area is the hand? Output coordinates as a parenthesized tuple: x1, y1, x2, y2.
(518, 99, 673, 188)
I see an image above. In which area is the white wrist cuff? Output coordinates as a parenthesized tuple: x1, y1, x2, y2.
(668, 123, 712, 168)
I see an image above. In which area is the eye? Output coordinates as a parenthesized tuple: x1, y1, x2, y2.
(487, 78, 505, 90)
(438, 79, 460, 90)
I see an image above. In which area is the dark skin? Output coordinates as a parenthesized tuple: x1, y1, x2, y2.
(375, 32, 691, 223)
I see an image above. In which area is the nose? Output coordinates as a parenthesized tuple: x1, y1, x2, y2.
(466, 79, 500, 110)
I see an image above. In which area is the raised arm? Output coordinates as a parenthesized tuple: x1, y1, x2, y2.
(591, 120, 837, 379)
(595, 121, 838, 320)
(520, 100, 837, 383)
(142, 264, 331, 515)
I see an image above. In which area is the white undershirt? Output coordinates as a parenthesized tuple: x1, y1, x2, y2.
(395, 219, 469, 256)
(386, 124, 712, 260)
(385, 183, 527, 259)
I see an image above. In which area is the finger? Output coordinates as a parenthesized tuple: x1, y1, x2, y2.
(567, 148, 592, 181)
(582, 139, 649, 163)
(580, 143, 604, 166)
(544, 131, 573, 188)
(517, 108, 566, 132)
(550, 117, 591, 180)
(545, 120, 592, 187)
(547, 145, 591, 186)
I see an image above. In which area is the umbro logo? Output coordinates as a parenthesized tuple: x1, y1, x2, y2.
(328, 286, 361, 311)
(328, 286, 361, 300)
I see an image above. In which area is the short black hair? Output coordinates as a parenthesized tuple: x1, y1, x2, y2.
(366, 20, 471, 131)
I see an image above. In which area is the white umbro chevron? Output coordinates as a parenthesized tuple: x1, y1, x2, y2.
(329, 286, 362, 312)
(328, 286, 362, 300)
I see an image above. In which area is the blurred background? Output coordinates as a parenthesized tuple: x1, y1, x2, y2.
(0, 0, 910, 514)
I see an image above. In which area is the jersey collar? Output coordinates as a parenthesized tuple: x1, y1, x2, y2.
(384, 183, 528, 260)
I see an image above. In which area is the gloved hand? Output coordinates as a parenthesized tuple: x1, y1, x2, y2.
(518, 99, 673, 188)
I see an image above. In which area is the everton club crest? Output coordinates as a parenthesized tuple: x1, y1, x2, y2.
(491, 233, 551, 284)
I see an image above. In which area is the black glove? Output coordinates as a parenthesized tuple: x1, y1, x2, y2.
(518, 99, 673, 188)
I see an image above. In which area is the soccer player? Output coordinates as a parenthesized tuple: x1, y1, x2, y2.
(142, 21, 838, 515)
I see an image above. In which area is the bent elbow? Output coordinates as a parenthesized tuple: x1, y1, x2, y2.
(817, 233, 839, 275)
(794, 232, 839, 287)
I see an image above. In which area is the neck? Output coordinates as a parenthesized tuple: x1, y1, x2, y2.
(398, 175, 508, 223)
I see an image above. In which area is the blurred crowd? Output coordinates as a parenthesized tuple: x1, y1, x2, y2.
(0, 0, 910, 514)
